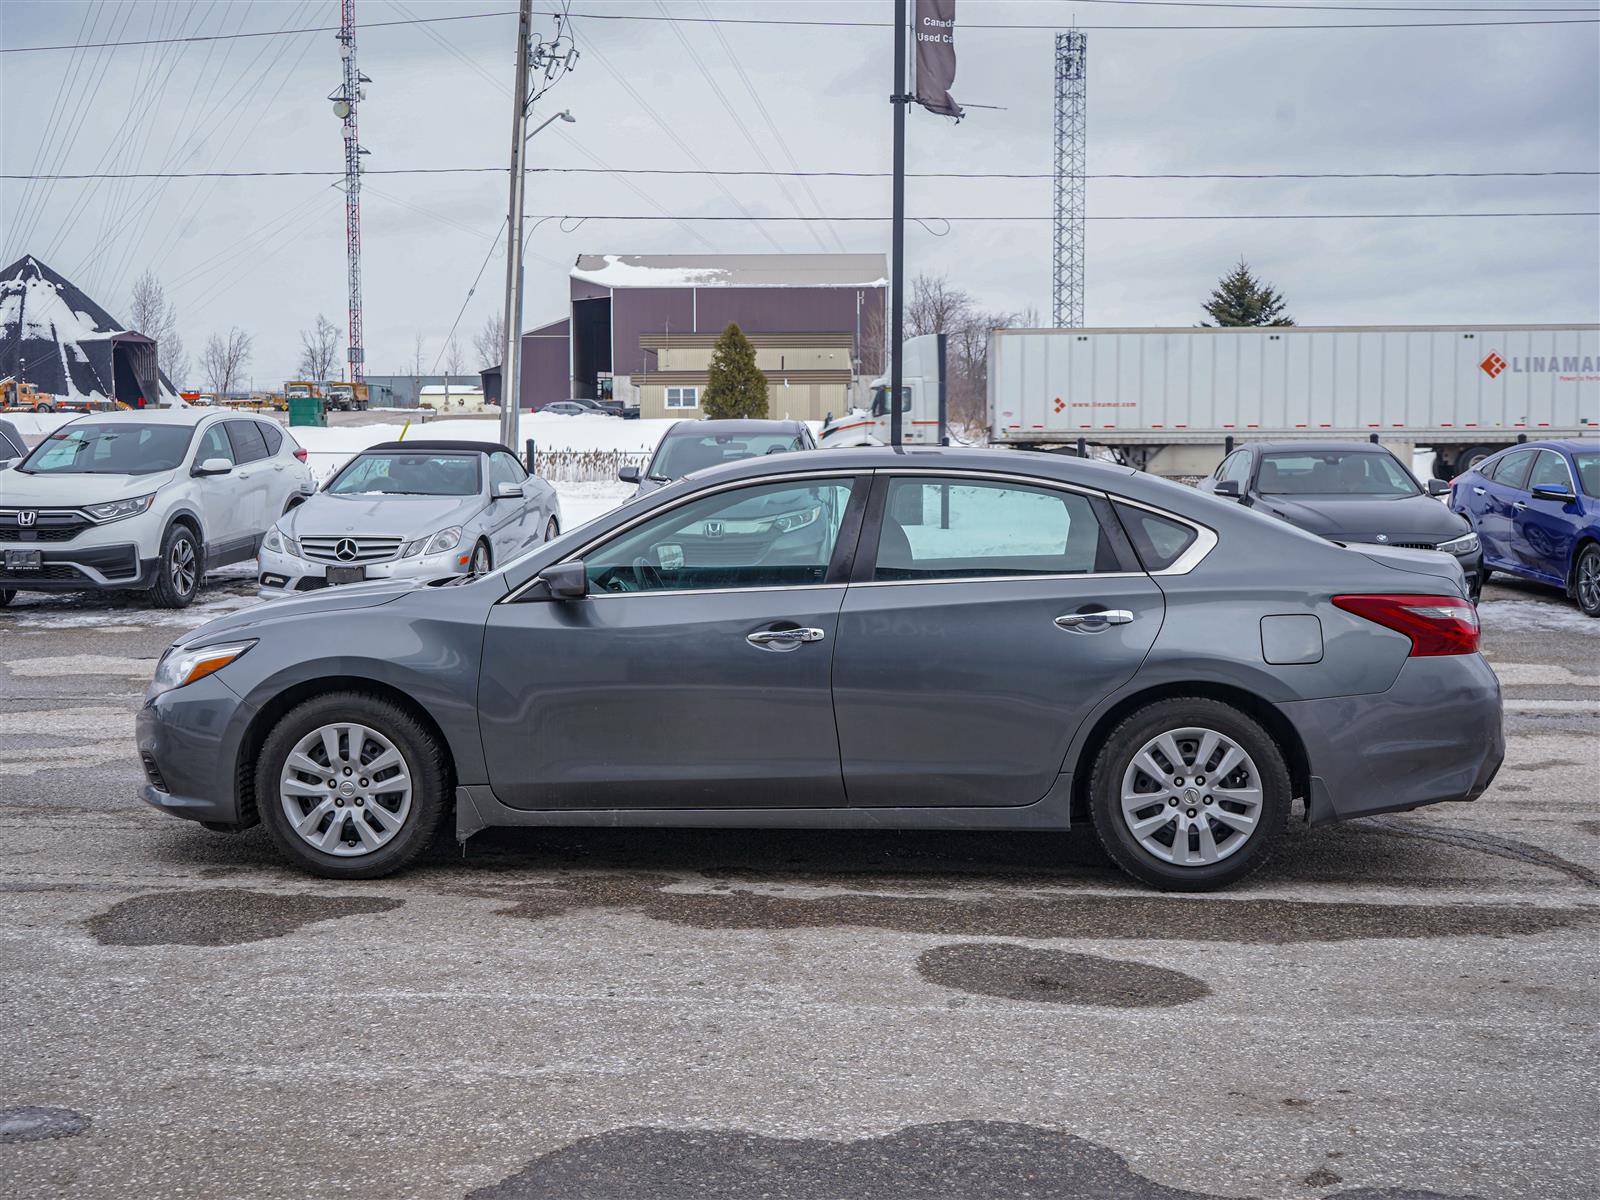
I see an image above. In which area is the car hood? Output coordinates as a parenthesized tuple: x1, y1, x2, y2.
(1257, 494, 1468, 542)
(174, 575, 478, 649)
(281, 492, 483, 538)
(1, 469, 177, 505)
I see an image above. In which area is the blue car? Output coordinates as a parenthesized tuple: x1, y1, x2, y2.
(1450, 439, 1600, 617)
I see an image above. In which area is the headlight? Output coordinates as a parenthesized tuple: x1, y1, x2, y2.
(148, 641, 255, 700)
(406, 526, 462, 556)
(1437, 532, 1480, 556)
(261, 526, 299, 556)
(770, 505, 822, 534)
(84, 494, 156, 523)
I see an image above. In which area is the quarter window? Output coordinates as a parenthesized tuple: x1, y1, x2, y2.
(665, 386, 699, 410)
(258, 422, 283, 455)
(872, 477, 1122, 581)
(583, 479, 855, 593)
(1116, 504, 1200, 572)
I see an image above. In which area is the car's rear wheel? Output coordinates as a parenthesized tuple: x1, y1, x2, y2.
(148, 523, 199, 608)
(256, 692, 449, 879)
(1088, 697, 1291, 891)
(1575, 544, 1600, 618)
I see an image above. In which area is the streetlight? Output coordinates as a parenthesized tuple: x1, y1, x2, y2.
(498, 104, 576, 449)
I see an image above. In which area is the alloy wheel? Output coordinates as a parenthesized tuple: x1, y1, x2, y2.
(471, 543, 491, 575)
(1119, 726, 1264, 867)
(1578, 550, 1600, 614)
(278, 723, 413, 857)
(168, 536, 197, 596)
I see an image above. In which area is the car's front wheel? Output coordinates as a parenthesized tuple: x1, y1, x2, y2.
(1574, 544, 1600, 618)
(544, 516, 559, 542)
(0, 588, 14, 607)
(470, 539, 492, 576)
(1087, 697, 1291, 891)
(147, 523, 200, 608)
(256, 692, 449, 879)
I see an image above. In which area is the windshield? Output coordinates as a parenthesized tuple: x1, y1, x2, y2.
(1575, 451, 1599, 499)
(19, 422, 193, 475)
(1257, 450, 1419, 497)
(327, 452, 481, 496)
(649, 432, 802, 480)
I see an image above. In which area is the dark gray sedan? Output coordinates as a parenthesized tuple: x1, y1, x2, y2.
(137, 447, 1502, 891)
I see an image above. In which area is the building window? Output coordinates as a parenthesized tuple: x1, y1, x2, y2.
(665, 386, 699, 410)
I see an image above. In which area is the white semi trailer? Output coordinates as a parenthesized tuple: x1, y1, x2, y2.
(986, 324, 1599, 478)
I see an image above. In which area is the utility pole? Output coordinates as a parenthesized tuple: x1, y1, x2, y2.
(889, 0, 908, 447)
(498, 0, 534, 450)
(1052, 30, 1087, 328)
(333, 0, 369, 384)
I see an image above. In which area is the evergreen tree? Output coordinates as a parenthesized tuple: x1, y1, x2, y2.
(1201, 259, 1295, 327)
(701, 322, 769, 419)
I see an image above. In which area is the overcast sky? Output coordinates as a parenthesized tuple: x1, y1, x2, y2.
(3, 0, 1597, 386)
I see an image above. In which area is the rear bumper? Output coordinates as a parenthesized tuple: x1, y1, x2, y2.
(1281, 653, 1504, 825)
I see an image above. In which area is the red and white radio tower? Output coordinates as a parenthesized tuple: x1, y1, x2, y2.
(332, 0, 369, 383)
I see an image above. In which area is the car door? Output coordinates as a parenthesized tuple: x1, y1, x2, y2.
(478, 472, 868, 810)
(1514, 449, 1580, 583)
(831, 472, 1165, 808)
(1478, 447, 1536, 567)
(221, 419, 273, 553)
(486, 451, 535, 561)
(189, 422, 243, 544)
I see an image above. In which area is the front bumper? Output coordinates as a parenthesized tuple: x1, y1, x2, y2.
(136, 672, 256, 828)
(256, 543, 469, 599)
(0, 542, 153, 591)
(1280, 653, 1504, 825)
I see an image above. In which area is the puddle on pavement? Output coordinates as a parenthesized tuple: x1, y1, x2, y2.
(470, 871, 1593, 944)
(467, 1120, 1476, 1200)
(0, 1106, 90, 1143)
(85, 888, 401, 946)
(917, 942, 1210, 1007)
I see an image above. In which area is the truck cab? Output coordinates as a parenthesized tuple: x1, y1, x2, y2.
(820, 334, 943, 447)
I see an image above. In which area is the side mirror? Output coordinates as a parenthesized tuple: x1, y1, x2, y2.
(192, 457, 232, 476)
(1427, 478, 1450, 497)
(537, 560, 587, 599)
(1531, 483, 1575, 503)
(0, 456, 17, 470)
(1213, 480, 1241, 498)
(618, 465, 641, 484)
(493, 481, 522, 500)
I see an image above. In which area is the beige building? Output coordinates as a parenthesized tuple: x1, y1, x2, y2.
(627, 331, 855, 421)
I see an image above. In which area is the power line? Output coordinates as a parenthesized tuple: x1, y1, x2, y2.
(520, 211, 1599, 222)
(4, 7, 1597, 52)
(8, 167, 1595, 181)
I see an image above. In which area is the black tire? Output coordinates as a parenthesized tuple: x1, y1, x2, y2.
(470, 539, 492, 576)
(147, 522, 200, 608)
(0, 588, 14, 607)
(1574, 544, 1600, 618)
(544, 516, 559, 542)
(1087, 697, 1291, 892)
(1455, 444, 1499, 476)
(255, 691, 450, 879)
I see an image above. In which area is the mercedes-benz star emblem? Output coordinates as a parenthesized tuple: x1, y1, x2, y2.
(16, 510, 37, 528)
(334, 538, 359, 561)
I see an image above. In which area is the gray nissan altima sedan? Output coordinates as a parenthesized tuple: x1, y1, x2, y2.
(136, 447, 1503, 891)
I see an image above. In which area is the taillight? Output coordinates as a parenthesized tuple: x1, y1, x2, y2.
(1333, 594, 1480, 657)
(293, 448, 308, 462)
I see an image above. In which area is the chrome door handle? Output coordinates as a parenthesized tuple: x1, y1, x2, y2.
(1512, 501, 1527, 510)
(1471, 486, 1485, 496)
(1055, 609, 1134, 629)
(746, 627, 825, 646)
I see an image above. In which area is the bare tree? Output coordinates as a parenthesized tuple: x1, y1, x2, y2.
(905, 273, 972, 339)
(444, 337, 464, 382)
(472, 313, 506, 369)
(896, 273, 1036, 434)
(128, 269, 188, 390)
(296, 314, 343, 382)
(411, 331, 426, 378)
(201, 328, 253, 397)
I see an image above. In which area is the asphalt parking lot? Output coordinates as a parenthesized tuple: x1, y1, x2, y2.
(1, 574, 1596, 1200)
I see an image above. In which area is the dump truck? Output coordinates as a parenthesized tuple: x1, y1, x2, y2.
(321, 381, 368, 412)
(0, 377, 58, 412)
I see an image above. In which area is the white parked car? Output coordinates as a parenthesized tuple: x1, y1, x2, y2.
(256, 440, 561, 599)
(0, 410, 314, 608)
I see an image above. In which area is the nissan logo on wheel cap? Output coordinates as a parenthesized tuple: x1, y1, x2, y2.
(334, 538, 359, 561)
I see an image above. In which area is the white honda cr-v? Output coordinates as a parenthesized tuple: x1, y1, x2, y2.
(0, 410, 314, 608)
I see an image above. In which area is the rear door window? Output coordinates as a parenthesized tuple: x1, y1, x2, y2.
(871, 477, 1125, 581)
(225, 420, 270, 464)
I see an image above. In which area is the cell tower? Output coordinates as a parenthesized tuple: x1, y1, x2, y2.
(1052, 30, 1087, 328)
(331, 0, 369, 382)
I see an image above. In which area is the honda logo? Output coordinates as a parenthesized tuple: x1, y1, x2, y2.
(334, 538, 359, 561)
(704, 520, 724, 539)
(16, 510, 37, 528)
